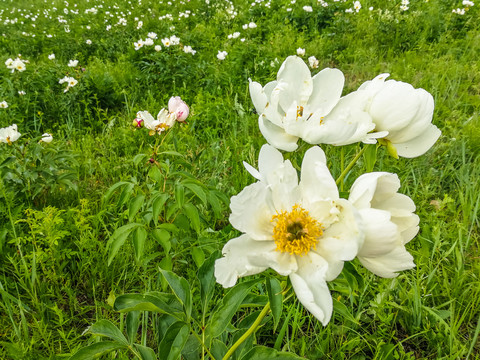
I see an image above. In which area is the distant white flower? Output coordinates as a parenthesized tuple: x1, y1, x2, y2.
(18, 90, 26, 96)
(48, 54, 55, 60)
(0, 101, 8, 108)
(86, 39, 92, 44)
(106, 25, 112, 31)
(462, 0, 474, 6)
(242, 24, 248, 30)
(303, 5, 313, 12)
(147, 32, 157, 39)
(345, 8, 354, 13)
(0, 124, 21, 144)
(59, 76, 78, 92)
(134, 39, 144, 50)
(68, 59, 78, 67)
(308, 55, 319, 69)
(217, 50, 228, 60)
(154, 45, 162, 52)
(248, 22, 257, 28)
(296, 48, 306, 56)
(6, 57, 26, 72)
(183, 45, 196, 55)
(400, 4, 409, 10)
(144, 38, 154, 46)
(161, 37, 171, 47)
(353, 1, 362, 12)
(170, 35, 180, 45)
(40, 133, 53, 143)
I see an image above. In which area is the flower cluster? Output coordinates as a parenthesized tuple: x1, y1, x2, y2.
(133, 96, 189, 135)
(5, 57, 27, 73)
(215, 55, 440, 325)
(249, 56, 441, 158)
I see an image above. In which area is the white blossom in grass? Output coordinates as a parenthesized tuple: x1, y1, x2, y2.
(18, 90, 26, 96)
(6, 58, 26, 72)
(0, 124, 21, 144)
(248, 22, 257, 28)
(169, 35, 180, 45)
(68, 59, 78, 67)
(135, 109, 177, 135)
(106, 25, 112, 31)
(86, 39, 92, 44)
(296, 48, 306, 56)
(308, 55, 319, 69)
(0, 101, 8, 108)
(215, 145, 364, 325)
(462, 0, 474, 7)
(351, 74, 441, 158)
(303, 5, 313, 12)
(242, 24, 248, 30)
(40, 133, 53, 143)
(147, 32, 157, 39)
(48, 53, 55, 60)
(349, 173, 418, 278)
(217, 50, 228, 60)
(161, 37, 171, 47)
(183, 45, 196, 55)
(144, 38, 154, 46)
(354, 1, 361, 12)
(136, 20, 143, 29)
(59, 76, 78, 92)
(154, 45, 162, 52)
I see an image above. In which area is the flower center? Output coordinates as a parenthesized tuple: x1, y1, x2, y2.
(271, 204, 323, 255)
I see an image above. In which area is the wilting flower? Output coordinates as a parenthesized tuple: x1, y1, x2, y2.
(353, 74, 441, 158)
(349, 172, 418, 277)
(215, 145, 364, 325)
(0, 124, 21, 144)
(135, 109, 176, 135)
(40, 133, 53, 143)
(168, 96, 189, 122)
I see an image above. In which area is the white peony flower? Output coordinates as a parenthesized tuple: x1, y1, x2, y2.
(135, 109, 176, 135)
(0, 124, 21, 144)
(0, 101, 8, 108)
(217, 50, 228, 60)
(40, 133, 53, 143)
(68, 59, 78, 67)
(215, 145, 364, 325)
(48, 53, 55, 60)
(354, 74, 441, 158)
(349, 172, 418, 278)
(296, 47, 306, 56)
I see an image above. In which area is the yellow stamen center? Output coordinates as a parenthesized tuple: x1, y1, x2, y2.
(296, 105, 304, 119)
(272, 204, 323, 255)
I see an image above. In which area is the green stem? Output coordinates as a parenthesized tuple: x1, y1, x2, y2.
(222, 302, 271, 360)
(335, 146, 367, 186)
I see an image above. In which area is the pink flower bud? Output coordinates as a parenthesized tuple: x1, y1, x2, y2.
(168, 96, 189, 122)
(133, 118, 144, 128)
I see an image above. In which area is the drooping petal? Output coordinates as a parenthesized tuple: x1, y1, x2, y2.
(289, 252, 333, 325)
(358, 246, 415, 278)
(258, 116, 299, 152)
(394, 124, 441, 158)
(276, 56, 313, 112)
(300, 146, 339, 202)
(229, 182, 275, 240)
(309, 67, 345, 116)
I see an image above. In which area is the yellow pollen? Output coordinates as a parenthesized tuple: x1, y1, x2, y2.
(271, 204, 323, 256)
(296, 106, 304, 119)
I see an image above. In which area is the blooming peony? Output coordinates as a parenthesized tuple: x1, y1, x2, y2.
(215, 145, 364, 325)
(0, 124, 21, 144)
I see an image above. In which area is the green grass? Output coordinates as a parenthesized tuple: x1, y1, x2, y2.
(0, 0, 479, 359)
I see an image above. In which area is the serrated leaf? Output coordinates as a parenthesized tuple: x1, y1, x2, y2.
(129, 194, 145, 222)
(266, 277, 282, 331)
(89, 320, 129, 345)
(159, 321, 190, 360)
(206, 279, 261, 340)
(182, 203, 200, 233)
(68, 341, 126, 360)
(159, 269, 192, 320)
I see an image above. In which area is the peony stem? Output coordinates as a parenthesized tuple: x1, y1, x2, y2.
(222, 301, 271, 360)
(335, 146, 367, 186)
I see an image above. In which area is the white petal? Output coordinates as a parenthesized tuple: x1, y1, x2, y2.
(394, 124, 441, 158)
(258, 116, 299, 152)
(358, 245, 415, 278)
(309, 67, 345, 115)
(276, 56, 313, 111)
(249, 80, 267, 114)
(258, 144, 285, 180)
(300, 146, 339, 202)
(229, 182, 274, 240)
(357, 208, 399, 258)
(349, 172, 392, 209)
(242, 161, 262, 181)
(289, 252, 333, 325)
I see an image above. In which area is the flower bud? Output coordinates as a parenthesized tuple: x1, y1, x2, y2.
(168, 96, 189, 122)
(133, 118, 144, 128)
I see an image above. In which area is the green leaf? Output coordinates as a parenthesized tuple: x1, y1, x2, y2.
(182, 182, 207, 205)
(363, 143, 378, 172)
(206, 279, 261, 339)
(114, 293, 184, 320)
(103, 181, 131, 205)
(151, 229, 171, 254)
(133, 154, 148, 167)
(175, 184, 185, 208)
(129, 194, 145, 222)
(182, 203, 200, 233)
(240, 346, 304, 360)
(132, 226, 148, 262)
(198, 250, 220, 312)
(158, 321, 190, 360)
(191, 247, 205, 268)
(159, 150, 184, 157)
(333, 298, 359, 324)
(206, 191, 222, 219)
(152, 193, 169, 225)
(89, 320, 129, 345)
(117, 182, 135, 208)
(266, 278, 283, 331)
(134, 344, 157, 360)
(148, 166, 163, 183)
(126, 311, 141, 344)
(159, 269, 192, 320)
(210, 339, 228, 360)
(68, 341, 127, 360)
(107, 223, 143, 265)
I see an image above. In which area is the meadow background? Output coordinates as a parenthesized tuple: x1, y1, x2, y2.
(0, 0, 479, 359)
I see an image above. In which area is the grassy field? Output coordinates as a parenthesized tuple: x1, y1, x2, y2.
(0, 0, 479, 359)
